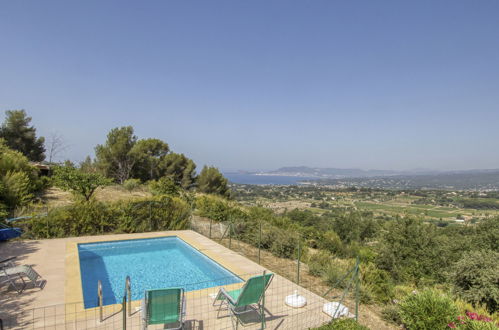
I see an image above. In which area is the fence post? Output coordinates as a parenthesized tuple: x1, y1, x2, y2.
(229, 223, 232, 249)
(261, 270, 266, 329)
(149, 202, 152, 231)
(258, 222, 262, 264)
(209, 218, 212, 239)
(355, 256, 360, 321)
(296, 239, 301, 285)
(122, 295, 127, 329)
(126, 276, 131, 317)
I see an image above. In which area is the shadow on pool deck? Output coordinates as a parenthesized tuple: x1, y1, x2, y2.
(0, 240, 42, 328)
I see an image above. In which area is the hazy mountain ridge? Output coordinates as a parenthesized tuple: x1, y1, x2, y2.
(263, 166, 433, 178)
(261, 166, 499, 178)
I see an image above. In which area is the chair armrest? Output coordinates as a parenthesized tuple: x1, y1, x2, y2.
(219, 288, 237, 305)
(141, 297, 146, 320)
(181, 295, 186, 316)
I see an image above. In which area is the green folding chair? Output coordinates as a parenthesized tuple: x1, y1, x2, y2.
(213, 273, 274, 329)
(141, 288, 185, 330)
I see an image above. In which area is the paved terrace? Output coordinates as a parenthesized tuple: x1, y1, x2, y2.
(0, 231, 332, 329)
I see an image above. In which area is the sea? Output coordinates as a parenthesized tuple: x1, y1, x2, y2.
(223, 173, 316, 185)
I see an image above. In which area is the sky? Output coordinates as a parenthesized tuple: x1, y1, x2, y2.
(1, 1, 498, 172)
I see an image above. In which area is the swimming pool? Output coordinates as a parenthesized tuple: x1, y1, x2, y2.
(78, 236, 242, 308)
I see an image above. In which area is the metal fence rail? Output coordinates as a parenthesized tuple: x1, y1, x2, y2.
(0, 269, 350, 329)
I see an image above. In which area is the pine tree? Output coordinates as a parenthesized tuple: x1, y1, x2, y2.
(0, 110, 45, 161)
(197, 166, 230, 197)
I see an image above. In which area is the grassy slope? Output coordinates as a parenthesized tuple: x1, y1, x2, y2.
(41, 185, 152, 208)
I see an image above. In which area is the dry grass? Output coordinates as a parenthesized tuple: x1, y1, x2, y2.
(263, 200, 312, 213)
(41, 185, 152, 208)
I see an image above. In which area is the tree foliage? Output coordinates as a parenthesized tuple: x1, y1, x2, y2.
(130, 138, 169, 181)
(375, 218, 448, 283)
(197, 166, 229, 197)
(94, 127, 197, 189)
(95, 126, 138, 183)
(159, 153, 196, 189)
(449, 250, 499, 312)
(149, 176, 181, 196)
(79, 156, 98, 173)
(53, 165, 112, 201)
(0, 110, 45, 161)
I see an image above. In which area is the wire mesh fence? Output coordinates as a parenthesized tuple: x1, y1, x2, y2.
(1, 212, 361, 329)
(1, 269, 343, 329)
(188, 214, 362, 325)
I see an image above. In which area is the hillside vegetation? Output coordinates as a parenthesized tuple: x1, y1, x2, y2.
(1, 110, 498, 330)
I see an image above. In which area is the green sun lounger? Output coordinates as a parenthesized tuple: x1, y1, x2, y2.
(213, 273, 274, 329)
(142, 287, 185, 330)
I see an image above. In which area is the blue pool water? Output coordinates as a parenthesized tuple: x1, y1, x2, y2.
(78, 237, 242, 308)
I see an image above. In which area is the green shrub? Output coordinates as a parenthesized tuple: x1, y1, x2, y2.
(381, 304, 401, 325)
(112, 196, 190, 233)
(196, 195, 247, 223)
(123, 178, 141, 192)
(270, 228, 298, 258)
(307, 251, 332, 276)
(149, 176, 181, 196)
(392, 284, 416, 301)
(456, 320, 498, 330)
(449, 250, 499, 313)
(25, 201, 112, 238)
(23, 197, 191, 238)
(360, 262, 394, 303)
(454, 299, 499, 324)
(356, 246, 376, 263)
(0, 140, 47, 213)
(1, 171, 33, 209)
(322, 259, 355, 289)
(319, 230, 345, 255)
(399, 289, 458, 330)
(313, 318, 369, 330)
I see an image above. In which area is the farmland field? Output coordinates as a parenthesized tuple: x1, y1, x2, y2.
(233, 185, 499, 222)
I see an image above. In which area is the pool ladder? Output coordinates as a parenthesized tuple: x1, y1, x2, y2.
(97, 276, 132, 324)
(98, 280, 103, 322)
(125, 275, 131, 316)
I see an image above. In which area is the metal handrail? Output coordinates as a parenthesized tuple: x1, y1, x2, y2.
(98, 280, 103, 322)
(125, 275, 131, 316)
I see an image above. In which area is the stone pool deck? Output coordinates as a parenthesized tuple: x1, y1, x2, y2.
(0, 230, 332, 329)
